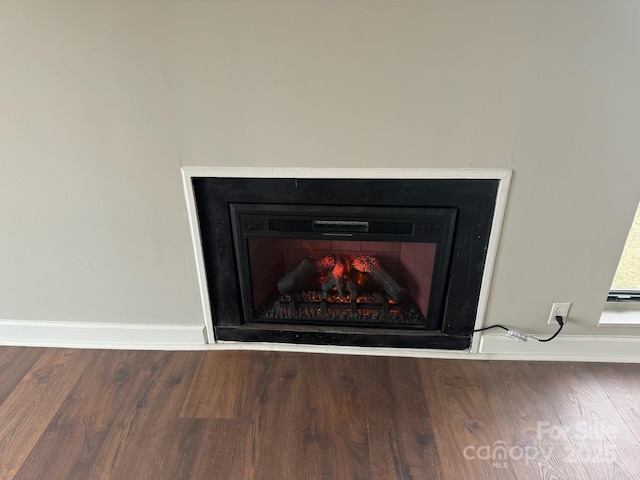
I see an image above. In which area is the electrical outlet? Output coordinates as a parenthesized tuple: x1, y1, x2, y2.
(548, 302, 571, 324)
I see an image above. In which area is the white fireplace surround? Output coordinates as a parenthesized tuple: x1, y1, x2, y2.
(181, 166, 512, 353)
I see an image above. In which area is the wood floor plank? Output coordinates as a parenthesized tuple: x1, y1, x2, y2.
(303, 354, 371, 480)
(0, 347, 44, 404)
(590, 362, 640, 445)
(242, 352, 309, 480)
(12, 350, 167, 480)
(532, 362, 640, 480)
(419, 359, 518, 480)
(83, 351, 202, 480)
(365, 356, 444, 480)
(474, 361, 591, 480)
(165, 418, 251, 480)
(181, 350, 270, 419)
(0, 348, 91, 479)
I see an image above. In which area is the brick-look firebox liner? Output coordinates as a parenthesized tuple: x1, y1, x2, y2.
(249, 238, 436, 318)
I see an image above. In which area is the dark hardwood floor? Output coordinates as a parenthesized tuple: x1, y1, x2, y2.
(1, 347, 639, 479)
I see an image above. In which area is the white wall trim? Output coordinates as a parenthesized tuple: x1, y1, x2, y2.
(180, 166, 513, 345)
(470, 169, 512, 352)
(210, 338, 639, 362)
(478, 333, 640, 363)
(181, 168, 216, 343)
(599, 301, 640, 326)
(0, 320, 206, 350)
(1, 318, 639, 362)
(181, 166, 513, 180)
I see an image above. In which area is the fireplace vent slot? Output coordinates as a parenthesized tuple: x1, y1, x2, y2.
(368, 222, 414, 235)
(313, 220, 369, 233)
(267, 218, 414, 235)
(268, 219, 311, 232)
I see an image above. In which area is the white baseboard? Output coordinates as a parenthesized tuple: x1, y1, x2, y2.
(0, 319, 207, 350)
(211, 336, 640, 363)
(2, 319, 640, 363)
(478, 334, 640, 362)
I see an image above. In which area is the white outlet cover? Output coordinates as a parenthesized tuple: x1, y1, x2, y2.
(548, 302, 572, 324)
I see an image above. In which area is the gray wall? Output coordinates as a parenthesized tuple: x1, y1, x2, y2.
(1, 1, 639, 339)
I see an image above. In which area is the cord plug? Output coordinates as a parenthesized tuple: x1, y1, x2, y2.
(555, 315, 564, 327)
(506, 329, 529, 342)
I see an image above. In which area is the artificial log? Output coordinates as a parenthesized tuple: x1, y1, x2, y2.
(352, 255, 407, 302)
(346, 278, 360, 298)
(321, 260, 348, 298)
(370, 268, 406, 302)
(277, 255, 337, 295)
(321, 260, 360, 299)
(277, 258, 317, 294)
(320, 260, 360, 299)
(315, 255, 337, 271)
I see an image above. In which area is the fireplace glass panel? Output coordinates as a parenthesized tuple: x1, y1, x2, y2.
(230, 202, 457, 332)
(246, 237, 437, 327)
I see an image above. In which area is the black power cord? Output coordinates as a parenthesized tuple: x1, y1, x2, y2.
(472, 315, 564, 342)
(472, 324, 509, 333)
(532, 316, 564, 342)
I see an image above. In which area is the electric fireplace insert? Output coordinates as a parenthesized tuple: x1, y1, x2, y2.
(231, 203, 455, 330)
(192, 176, 500, 350)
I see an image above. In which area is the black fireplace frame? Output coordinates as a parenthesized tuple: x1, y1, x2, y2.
(192, 177, 499, 350)
(229, 203, 457, 330)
